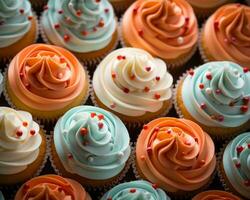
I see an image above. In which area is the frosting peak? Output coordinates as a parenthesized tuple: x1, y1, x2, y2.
(182, 61, 250, 128)
(93, 48, 173, 117)
(54, 106, 131, 180)
(0, 107, 41, 175)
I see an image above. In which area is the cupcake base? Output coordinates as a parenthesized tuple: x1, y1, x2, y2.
(0, 130, 47, 185)
(0, 14, 38, 61)
(91, 91, 173, 127)
(175, 79, 250, 139)
(50, 137, 132, 189)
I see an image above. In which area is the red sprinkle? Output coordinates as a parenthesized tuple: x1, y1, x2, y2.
(206, 72, 212, 80)
(152, 184, 158, 189)
(123, 88, 130, 93)
(145, 66, 151, 72)
(96, 0, 101, 2)
(22, 122, 28, 127)
(214, 21, 219, 30)
(144, 86, 150, 92)
(199, 83, 204, 89)
(236, 146, 244, 153)
(104, 8, 109, 13)
(248, 143, 250, 149)
(98, 114, 104, 120)
(80, 128, 88, 136)
(143, 125, 148, 130)
(138, 29, 143, 37)
(98, 122, 104, 129)
(98, 20, 105, 27)
(28, 16, 33, 20)
(241, 105, 248, 113)
(216, 89, 222, 94)
(154, 127, 160, 132)
(154, 93, 161, 100)
(76, 10, 82, 16)
(58, 10, 63, 14)
(130, 74, 135, 80)
(16, 130, 23, 137)
(19, 9, 24, 14)
(81, 30, 88, 36)
(30, 129, 36, 136)
(68, 153, 73, 159)
(217, 115, 224, 122)
(90, 113, 96, 118)
(63, 34, 70, 42)
(54, 23, 60, 29)
(243, 97, 250, 105)
(244, 180, 250, 187)
(117, 55, 124, 60)
(243, 67, 249, 73)
(189, 69, 194, 76)
(147, 147, 152, 153)
(112, 72, 116, 79)
(110, 103, 116, 108)
(130, 189, 136, 193)
(235, 162, 241, 168)
(200, 103, 207, 109)
(43, 5, 48, 10)
(156, 76, 160, 81)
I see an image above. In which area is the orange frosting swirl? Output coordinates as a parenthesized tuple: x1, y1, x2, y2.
(203, 4, 250, 67)
(14, 175, 91, 200)
(8, 44, 87, 111)
(122, 0, 198, 60)
(192, 190, 242, 200)
(136, 118, 216, 192)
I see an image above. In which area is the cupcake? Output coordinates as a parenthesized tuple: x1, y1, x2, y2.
(200, 3, 250, 69)
(218, 132, 250, 199)
(51, 106, 131, 187)
(100, 180, 171, 200)
(14, 174, 92, 200)
(121, 0, 198, 69)
(192, 190, 241, 200)
(0, 107, 47, 185)
(41, 0, 118, 65)
(5, 44, 89, 122)
(185, 0, 235, 18)
(92, 48, 173, 125)
(0, 0, 37, 61)
(135, 117, 216, 197)
(175, 61, 250, 138)
(108, 0, 135, 15)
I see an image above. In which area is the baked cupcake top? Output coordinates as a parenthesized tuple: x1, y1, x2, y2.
(202, 4, 250, 67)
(93, 48, 173, 117)
(0, 107, 41, 175)
(122, 0, 198, 61)
(181, 61, 250, 128)
(136, 117, 216, 192)
(101, 180, 171, 200)
(15, 175, 91, 200)
(41, 0, 116, 53)
(222, 132, 250, 199)
(0, 0, 33, 48)
(186, 0, 229, 9)
(7, 44, 88, 112)
(192, 190, 241, 200)
(54, 106, 131, 180)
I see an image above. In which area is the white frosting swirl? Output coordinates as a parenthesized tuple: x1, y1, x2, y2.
(0, 107, 41, 175)
(93, 48, 173, 116)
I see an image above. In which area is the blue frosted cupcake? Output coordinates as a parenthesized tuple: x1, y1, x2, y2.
(51, 106, 131, 188)
(218, 132, 250, 199)
(40, 0, 118, 65)
(175, 61, 250, 139)
(101, 180, 171, 200)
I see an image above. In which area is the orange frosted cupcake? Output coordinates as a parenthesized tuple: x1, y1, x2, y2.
(135, 117, 216, 198)
(15, 175, 92, 200)
(192, 190, 241, 200)
(5, 44, 89, 122)
(0, 107, 47, 185)
(121, 0, 198, 69)
(200, 3, 250, 69)
(0, 0, 38, 61)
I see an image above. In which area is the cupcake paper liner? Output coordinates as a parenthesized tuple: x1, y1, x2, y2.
(0, 12, 39, 64)
(90, 82, 173, 129)
(39, 14, 119, 68)
(49, 131, 134, 191)
(132, 142, 216, 200)
(3, 63, 91, 125)
(0, 126, 49, 192)
(118, 18, 198, 69)
(198, 25, 210, 63)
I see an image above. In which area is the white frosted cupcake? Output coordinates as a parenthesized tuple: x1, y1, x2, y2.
(92, 47, 173, 125)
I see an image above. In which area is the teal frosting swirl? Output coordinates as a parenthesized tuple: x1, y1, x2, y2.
(0, 0, 32, 48)
(223, 132, 250, 199)
(100, 180, 171, 200)
(41, 0, 116, 53)
(182, 61, 250, 127)
(54, 106, 131, 180)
